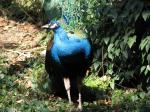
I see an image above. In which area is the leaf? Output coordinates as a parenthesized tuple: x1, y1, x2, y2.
(110, 80, 115, 90)
(144, 68, 148, 75)
(131, 95, 139, 102)
(43, 82, 49, 90)
(147, 65, 150, 71)
(108, 43, 114, 52)
(115, 40, 119, 46)
(107, 69, 113, 75)
(0, 74, 5, 79)
(93, 62, 100, 70)
(115, 49, 120, 57)
(104, 37, 110, 45)
(108, 53, 114, 60)
(127, 36, 136, 48)
(140, 66, 146, 73)
(140, 38, 148, 50)
(145, 43, 150, 53)
(147, 77, 150, 83)
(107, 64, 114, 75)
(142, 53, 146, 64)
(139, 92, 145, 99)
(142, 10, 150, 21)
(147, 54, 150, 63)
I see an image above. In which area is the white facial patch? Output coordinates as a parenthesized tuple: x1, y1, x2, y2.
(50, 23, 57, 29)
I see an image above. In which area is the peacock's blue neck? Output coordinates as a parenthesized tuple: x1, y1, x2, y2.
(53, 27, 69, 42)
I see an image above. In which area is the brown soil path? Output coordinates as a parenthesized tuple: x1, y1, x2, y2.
(0, 17, 41, 49)
(0, 17, 46, 64)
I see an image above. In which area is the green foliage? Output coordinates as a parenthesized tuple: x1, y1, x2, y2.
(26, 57, 51, 92)
(42, 0, 150, 90)
(1, 51, 150, 111)
(111, 89, 150, 111)
(0, 55, 8, 75)
(0, 55, 76, 111)
(84, 75, 110, 90)
(72, 0, 150, 90)
(1, 0, 150, 111)
(42, 0, 62, 20)
(0, 0, 44, 23)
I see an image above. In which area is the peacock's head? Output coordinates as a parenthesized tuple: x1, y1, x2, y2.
(42, 20, 60, 30)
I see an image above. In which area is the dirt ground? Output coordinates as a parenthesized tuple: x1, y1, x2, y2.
(0, 17, 41, 48)
(0, 17, 46, 64)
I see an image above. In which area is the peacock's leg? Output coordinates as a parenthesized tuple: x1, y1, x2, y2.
(77, 78, 82, 111)
(63, 77, 71, 104)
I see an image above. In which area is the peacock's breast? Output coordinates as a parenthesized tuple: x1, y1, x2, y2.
(51, 36, 92, 62)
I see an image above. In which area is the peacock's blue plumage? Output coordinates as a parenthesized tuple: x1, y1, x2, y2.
(44, 21, 93, 110)
(51, 26, 92, 65)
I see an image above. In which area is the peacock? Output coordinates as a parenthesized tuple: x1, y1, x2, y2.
(42, 21, 93, 110)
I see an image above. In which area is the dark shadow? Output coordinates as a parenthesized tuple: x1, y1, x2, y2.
(113, 93, 150, 112)
(43, 0, 62, 20)
(81, 85, 112, 111)
(0, 0, 62, 26)
(5, 53, 111, 110)
(0, 0, 12, 8)
(6, 56, 39, 76)
(0, 0, 44, 25)
(50, 78, 111, 111)
(7, 60, 30, 75)
(140, 105, 150, 112)
(51, 84, 107, 102)
(0, 43, 19, 49)
(82, 85, 107, 102)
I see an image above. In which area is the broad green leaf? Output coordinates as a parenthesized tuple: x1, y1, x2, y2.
(127, 36, 136, 48)
(140, 38, 148, 50)
(109, 64, 114, 69)
(108, 53, 114, 60)
(142, 10, 150, 21)
(104, 37, 109, 45)
(144, 68, 148, 75)
(115, 40, 119, 46)
(110, 80, 115, 90)
(43, 82, 49, 90)
(140, 66, 146, 73)
(139, 92, 145, 99)
(146, 43, 150, 53)
(147, 77, 150, 83)
(147, 65, 150, 71)
(108, 43, 114, 52)
(94, 62, 100, 70)
(131, 95, 139, 102)
(107, 64, 114, 74)
(107, 69, 113, 75)
(115, 49, 120, 56)
(0, 74, 5, 79)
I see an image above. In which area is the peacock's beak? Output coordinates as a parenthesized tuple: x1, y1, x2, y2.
(41, 24, 50, 29)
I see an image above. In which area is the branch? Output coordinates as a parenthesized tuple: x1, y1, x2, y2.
(3, 49, 31, 57)
(20, 46, 46, 52)
(3, 46, 46, 58)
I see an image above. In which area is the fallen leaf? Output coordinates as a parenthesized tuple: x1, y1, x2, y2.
(16, 99, 24, 103)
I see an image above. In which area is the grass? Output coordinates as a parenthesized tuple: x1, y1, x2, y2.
(0, 1, 150, 111)
(0, 54, 150, 112)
